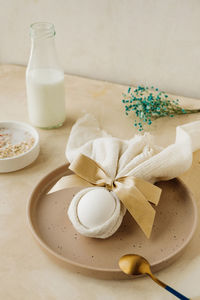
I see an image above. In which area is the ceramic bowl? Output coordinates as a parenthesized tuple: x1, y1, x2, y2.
(0, 121, 39, 172)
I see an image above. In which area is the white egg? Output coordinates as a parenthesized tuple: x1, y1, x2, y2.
(77, 188, 116, 228)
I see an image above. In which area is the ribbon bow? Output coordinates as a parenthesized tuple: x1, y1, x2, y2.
(50, 154, 162, 238)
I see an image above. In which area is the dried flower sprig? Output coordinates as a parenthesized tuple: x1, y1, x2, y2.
(122, 86, 200, 131)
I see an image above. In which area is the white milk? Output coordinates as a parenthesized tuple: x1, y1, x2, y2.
(26, 68, 66, 128)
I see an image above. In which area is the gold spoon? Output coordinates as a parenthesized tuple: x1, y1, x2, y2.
(119, 254, 190, 300)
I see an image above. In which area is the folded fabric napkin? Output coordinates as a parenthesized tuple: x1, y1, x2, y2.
(51, 114, 200, 239)
(66, 114, 200, 184)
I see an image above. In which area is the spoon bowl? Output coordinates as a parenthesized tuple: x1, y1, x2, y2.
(119, 254, 151, 276)
(119, 254, 190, 300)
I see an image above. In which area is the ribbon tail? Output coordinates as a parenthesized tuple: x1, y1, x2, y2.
(114, 182, 156, 238)
(131, 177, 162, 206)
(48, 174, 93, 194)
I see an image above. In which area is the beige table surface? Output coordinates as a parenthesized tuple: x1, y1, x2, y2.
(1, 64, 200, 300)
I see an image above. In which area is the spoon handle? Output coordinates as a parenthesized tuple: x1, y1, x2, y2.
(148, 273, 190, 300)
(165, 285, 190, 300)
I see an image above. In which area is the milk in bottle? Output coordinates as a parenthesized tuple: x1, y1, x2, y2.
(26, 22, 66, 129)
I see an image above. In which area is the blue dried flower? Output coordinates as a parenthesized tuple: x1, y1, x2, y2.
(122, 86, 200, 131)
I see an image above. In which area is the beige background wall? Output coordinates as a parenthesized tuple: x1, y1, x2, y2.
(0, 0, 200, 99)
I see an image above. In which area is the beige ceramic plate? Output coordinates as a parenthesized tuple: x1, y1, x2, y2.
(27, 164, 197, 279)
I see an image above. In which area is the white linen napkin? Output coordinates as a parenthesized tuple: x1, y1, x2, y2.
(65, 114, 200, 238)
(66, 114, 200, 183)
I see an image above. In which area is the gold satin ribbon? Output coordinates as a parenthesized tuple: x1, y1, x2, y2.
(51, 154, 162, 238)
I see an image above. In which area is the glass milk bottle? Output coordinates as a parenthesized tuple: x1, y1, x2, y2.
(26, 22, 66, 129)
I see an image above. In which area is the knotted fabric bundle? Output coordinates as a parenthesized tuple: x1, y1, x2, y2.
(56, 153, 161, 238)
(50, 114, 200, 239)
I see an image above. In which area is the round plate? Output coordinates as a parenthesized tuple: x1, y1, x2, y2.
(27, 164, 197, 279)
